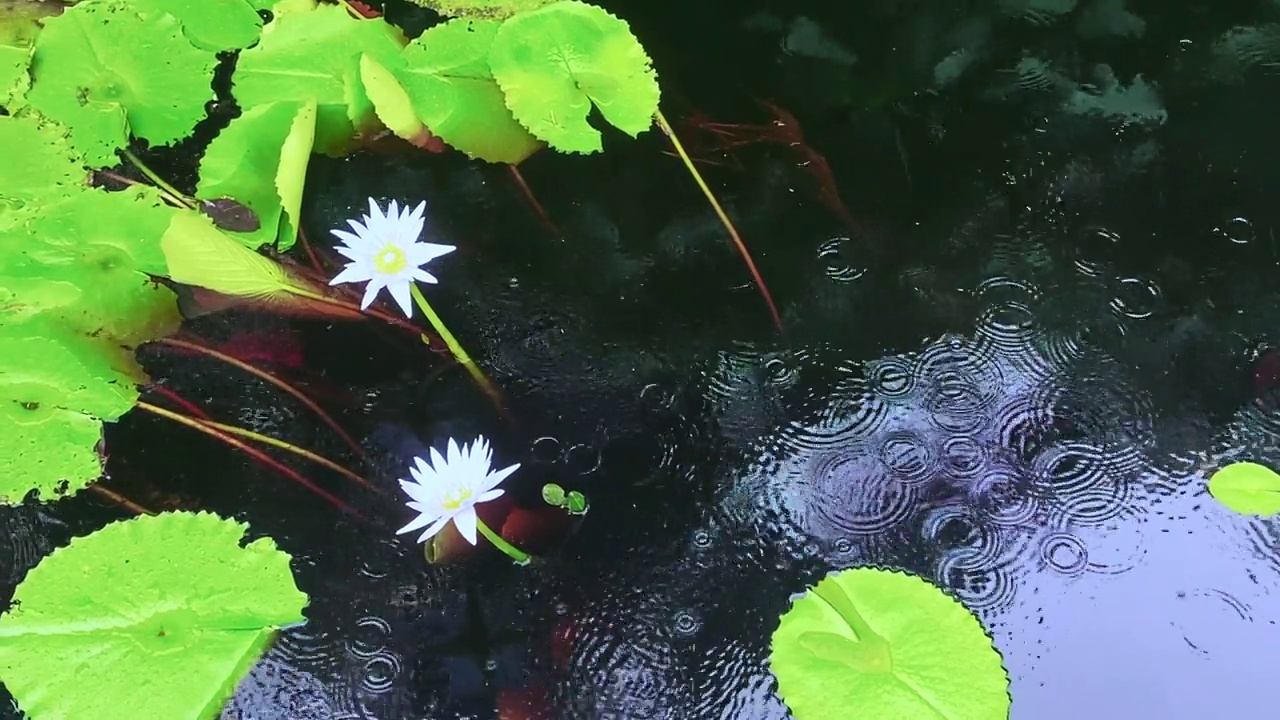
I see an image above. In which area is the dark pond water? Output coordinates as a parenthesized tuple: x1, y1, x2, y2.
(6, 0, 1280, 718)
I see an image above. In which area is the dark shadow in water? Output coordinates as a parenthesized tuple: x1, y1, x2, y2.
(6, 1, 1280, 718)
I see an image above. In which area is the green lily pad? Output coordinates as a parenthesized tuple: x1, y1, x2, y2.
(131, 0, 265, 51)
(160, 208, 316, 301)
(770, 567, 1010, 720)
(232, 2, 405, 155)
(385, 17, 541, 163)
(0, 511, 309, 720)
(0, 0, 60, 108)
(0, 114, 180, 502)
(196, 100, 317, 250)
(1208, 461, 1280, 516)
(26, 0, 219, 167)
(0, 115, 86, 229)
(488, 0, 659, 154)
(360, 53, 426, 142)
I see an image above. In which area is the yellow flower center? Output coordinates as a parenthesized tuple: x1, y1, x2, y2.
(372, 243, 407, 274)
(441, 487, 473, 511)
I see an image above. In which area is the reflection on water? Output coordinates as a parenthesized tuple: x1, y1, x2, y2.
(7, 1, 1280, 719)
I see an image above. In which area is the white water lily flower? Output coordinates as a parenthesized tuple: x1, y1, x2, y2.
(396, 436, 520, 545)
(329, 197, 456, 317)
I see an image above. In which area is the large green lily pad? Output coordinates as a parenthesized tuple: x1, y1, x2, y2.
(0, 511, 309, 719)
(488, 0, 659, 154)
(770, 567, 1010, 719)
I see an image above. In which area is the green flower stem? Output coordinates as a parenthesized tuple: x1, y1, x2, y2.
(410, 282, 503, 406)
(118, 148, 196, 209)
(476, 516, 531, 565)
(654, 108, 783, 333)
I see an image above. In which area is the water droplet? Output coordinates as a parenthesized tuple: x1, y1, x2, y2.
(1040, 532, 1088, 576)
(672, 610, 702, 636)
(1109, 277, 1160, 319)
(816, 236, 867, 282)
(564, 443, 600, 474)
(360, 651, 400, 694)
(531, 436, 562, 464)
(1226, 217, 1255, 245)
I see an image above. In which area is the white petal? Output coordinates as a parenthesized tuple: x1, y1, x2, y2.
(398, 478, 433, 505)
(329, 230, 355, 248)
(409, 268, 439, 285)
(475, 436, 494, 465)
(344, 219, 372, 241)
(415, 515, 452, 544)
(453, 506, 478, 545)
(447, 437, 462, 465)
(366, 197, 383, 222)
(412, 456, 435, 482)
(476, 488, 504, 504)
(405, 500, 434, 513)
(334, 245, 366, 263)
(407, 242, 455, 267)
(481, 462, 520, 492)
(329, 262, 375, 287)
(399, 215, 425, 243)
(387, 279, 413, 318)
(408, 201, 426, 224)
(429, 445, 447, 471)
(359, 278, 385, 310)
(396, 510, 437, 536)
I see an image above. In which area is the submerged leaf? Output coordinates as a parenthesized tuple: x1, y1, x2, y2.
(770, 567, 1010, 719)
(201, 197, 262, 233)
(196, 100, 317, 249)
(1208, 461, 1280, 516)
(0, 511, 309, 719)
(232, 3, 405, 155)
(26, 1, 219, 167)
(489, 0, 659, 154)
(404, 0, 555, 20)
(391, 17, 541, 163)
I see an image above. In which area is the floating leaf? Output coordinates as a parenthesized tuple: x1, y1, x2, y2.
(0, 114, 86, 230)
(770, 567, 1010, 720)
(232, 3, 405, 155)
(26, 1, 219, 167)
(0, 511, 309, 719)
(130, 0, 265, 51)
(196, 100, 317, 250)
(0, 43, 29, 108)
(160, 208, 328, 304)
(0, 121, 181, 501)
(1208, 461, 1280, 516)
(489, 1, 659, 154)
(389, 17, 540, 163)
(0, 0, 58, 108)
(405, 0, 555, 19)
(360, 53, 425, 142)
(0, 399, 105, 504)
